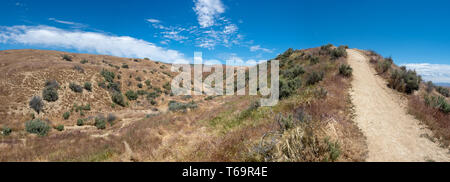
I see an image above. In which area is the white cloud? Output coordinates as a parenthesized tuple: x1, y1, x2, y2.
(48, 18, 86, 28)
(193, 0, 225, 28)
(250, 45, 273, 53)
(0, 25, 188, 63)
(146, 19, 161, 23)
(402, 63, 450, 83)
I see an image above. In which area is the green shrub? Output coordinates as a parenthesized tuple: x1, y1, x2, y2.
(73, 65, 84, 73)
(145, 80, 151, 86)
(150, 99, 157, 105)
(425, 95, 450, 114)
(125, 90, 138, 100)
(80, 59, 88, 64)
(388, 68, 420, 94)
(63, 111, 70, 120)
(107, 82, 121, 93)
(147, 91, 160, 100)
(1, 126, 12, 136)
(279, 77, 302, 99)
(137, 90, 148, 95)
(137, 83, 143, 88)
(376, 57, 393, 74)
(338, 64, 353, 77)
(77, 119, 85, 126)
(112, 92, 126, 107)
(436, 86, 449, 97)
(100, 69, 115, 83)
(84, 82, 92, 91)
(69, 83, 83, 93)
(310, 56, 319, 65)
(281, 65, 305, 79)
(98, 81, 107, 89)
(55, 125, 64, 131)
(62, 55, 72, 61)
(426, 81, 434, 93)
(29, 96, 44, 114)
(144, 58, 150, 61)
(42, 87, 59, 102)
(306, 71, 324, 85)
(168, 101, 197, 112)
(331, 46, 347, 59)
(25, 119, 50, 136)
(121, 64, 129, 69)
(94, 116, 106, 130)
(135, 77, 142, 82)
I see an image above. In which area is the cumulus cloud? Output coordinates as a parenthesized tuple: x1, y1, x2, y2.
(193, 0, 225, 28)
(0, 25, 188, 63)
(250, 45, 273, 53)
(402, 63, 450, 83)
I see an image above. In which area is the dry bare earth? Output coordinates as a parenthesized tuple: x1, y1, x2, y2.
(347, 49, 450, 162)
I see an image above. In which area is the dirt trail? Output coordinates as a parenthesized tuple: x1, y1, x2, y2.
(347, 49, 449, 162)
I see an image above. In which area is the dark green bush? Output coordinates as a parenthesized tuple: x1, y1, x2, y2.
(63, 111, 70, 120)
(279, 77, 302, 99)
(306, 71, 324, 85)
(29, 96, 44, 114)
(122, 64, 129, 69)
(425, 95, 450, 114)
(84, 82, 92, 91)
(1, 126, 12, 136)
(137, 90, 148, 95)
(94, 116, 106, 130)
(107, 113, 117, 125)
(107, 82, 121, 93)
(281, 65, 305, 79)
(310, 56, 319, 65)
(25, 119, 50, 136)
(69, 83, 83, 93)
(77, 119, 84, 126)
(146, 91, 160, 100)
(377, 57, 393, 74)
(388, 68, 420, 94)
(145, 80, 151, 86)
(426, 81, 434, 93)
(62, 55, 72, 61)
(45, 80, 60, 89)
(135, 77, 142, 82)
(339, 64, 353, 77)
(100, 69, 115, 83)
(42, 87, 59, 102)
(112, 92, 126, 107)
(137, 83, 143, 88)
(73, 65, 84, 73)
(150, 99, 157, 105)
(55, 125, 64, 131)
(125, 90, 138, 100)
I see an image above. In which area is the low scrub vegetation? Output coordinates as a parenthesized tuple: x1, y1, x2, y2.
(55, 125, 64, 131)
(63, 111, 70, 120)
(69, 83, 83, 93)
(338, 64, 353, 77)
(25, 119, 50, 136)
(43, 80, 59, 102)
(306, 71, 324, 85)
(112, 92, 126, 107)
(62, 55, 72, 61)
(94, 116, 106, 130)
(84, 82, 92, 91)
(436, 86, 449, 97)
(1, 126, 12, 136)
(125, 90, 138, 100)
(424, 95, 450, 114)
(376, 57, 393, 74)
(168, 101, 198, 112)
(387, 68, 421, 94)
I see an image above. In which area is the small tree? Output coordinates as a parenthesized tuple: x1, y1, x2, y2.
(42, 87, 59, 102)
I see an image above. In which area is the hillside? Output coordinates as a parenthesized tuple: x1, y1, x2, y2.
(0, 46, 448, 162)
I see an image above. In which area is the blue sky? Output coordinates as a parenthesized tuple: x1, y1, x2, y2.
(1, 0, 449, 82)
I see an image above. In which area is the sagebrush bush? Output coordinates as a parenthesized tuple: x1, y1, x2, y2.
(306, 71, 324, 85)
(146, 91, 160, 100)
(122, 64, 129, 69)
(29, 96, 44, 114)
(1, 126, 12, 136)
(145, 80, 151, 86)
(137, 83, 143, 88)
(73, 65, 84, 73)
(107, 82, 121, 93)
(94, 116, 106, 130)
(388, 68, 420, 94)
(77, 119, 84, 126)
(331, 46, 347, 59)
(310, 56, 319, 65)
(55, 125, 64, 131)
(436, 86, 449, 97)
(42, 87, 59, 102)
(69, 83, 83, 93)
(45, 80, 60, 89)
(101, 69, 115, 82)
(339, 64, 353, 77)
(376, 57, 393, 74)
(150, 99, 157, 105)
(62, 55, 72, 61)
(125, 90, 138, 100)
(25, 119, 50, 136)
(84, 82, 92, 91)
(279, 77, 302, 99)
(425, 95, 450, 114)
(281, 65, 305, 79)
(63, 111, 70, 120)
(112, 92, 126, 107)
(80, 59, 88, 64)
(426, 81, 434, 93)
(168, 101, 197, 112)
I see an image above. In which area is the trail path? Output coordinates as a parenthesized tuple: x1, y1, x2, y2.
(347, 49, 449, 162)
